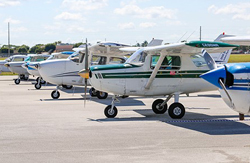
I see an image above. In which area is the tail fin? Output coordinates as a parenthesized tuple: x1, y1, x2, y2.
(214, 33, 235, 42)
(209, 49, 232, 65)
(147, 39, 163, 47)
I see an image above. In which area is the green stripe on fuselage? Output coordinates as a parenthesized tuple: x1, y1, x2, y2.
(100, 70, 208, 79)
(186, 41, 239, 48)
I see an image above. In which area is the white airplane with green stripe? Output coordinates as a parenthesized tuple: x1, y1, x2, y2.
(79, 35, 238, 119)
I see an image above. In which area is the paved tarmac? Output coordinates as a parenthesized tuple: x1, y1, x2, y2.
(0, 76, 250, 163)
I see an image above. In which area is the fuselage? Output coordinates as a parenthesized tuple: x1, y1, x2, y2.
(89, 53, 216, 96)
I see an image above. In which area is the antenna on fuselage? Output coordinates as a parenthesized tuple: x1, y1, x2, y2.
(177, 32, 187, 43)
(185, 31, 195, 42)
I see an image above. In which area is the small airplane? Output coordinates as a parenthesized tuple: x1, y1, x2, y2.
(4, 55, 29, 83)
(30, 41, 132, 99)
(79, 34, 238, 119)
(0, 56, 13, 73)
(200, 44, 250, 120)
(22, 51, 74, 89)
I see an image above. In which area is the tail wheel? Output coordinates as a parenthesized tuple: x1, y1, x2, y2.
(51, 90, 60, 99)
(97, 91, 108, 99)
(35, 83, 42, 89)
(152, 99, 168, 114)
(104, 105, 118, 118)
(168, 103, 185, 119)
(14, 79, 20, 85)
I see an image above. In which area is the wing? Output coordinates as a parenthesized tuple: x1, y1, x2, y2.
(89, 41, 131, 55)
(143, 41, 239, 54)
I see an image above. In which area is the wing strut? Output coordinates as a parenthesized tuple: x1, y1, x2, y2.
(145, 54, 165, 89)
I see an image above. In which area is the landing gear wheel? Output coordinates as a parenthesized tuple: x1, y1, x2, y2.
(89, 87, 97, 97)
(152, 99, 168, 114)
(35, 83, 42, 89)
(23, 76, 29, 80)
(14, 79, 20, 85)
(168, 103, 185, 119)
(104, 105, 118, 118)
(97, 91, 108, 99)
(36, 77, 40, 82)
(62, 85, 73, 89)
(51, 90, 60, 99)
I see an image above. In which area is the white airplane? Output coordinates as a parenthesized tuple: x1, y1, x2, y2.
(4, 55, 29, 83)
(0, 56, 12, 73)
(22, 52, 74, 89)
(79, 36, 238, 119)
(31, 41, 132, 99)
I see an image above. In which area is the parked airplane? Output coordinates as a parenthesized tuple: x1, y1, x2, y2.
(30, 41, 132, 99)
(200, 52, 250, 120)
(79, 38, 237, 119)
(4, 55, 29, 83)
(22, 52, 74, 89)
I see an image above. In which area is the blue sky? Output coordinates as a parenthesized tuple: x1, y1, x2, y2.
(1, 0, 250, 47)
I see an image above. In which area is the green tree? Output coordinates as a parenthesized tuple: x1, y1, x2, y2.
(45, 43, 56, 52)
(18, 45, 29, 53)
(29, 44, 44, 54)
(0, 47, 14, 53)
(73, 42, 84, 48)
(141, 40, 148, 47)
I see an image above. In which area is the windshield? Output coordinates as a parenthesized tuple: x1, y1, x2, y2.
(24, 56, 31, 62)
(125, 49, 147, 66)
(67, 52, 79, 59)
(5, 56, 12, 62)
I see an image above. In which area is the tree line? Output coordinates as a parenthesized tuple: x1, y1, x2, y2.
(0, 41, 83, 54)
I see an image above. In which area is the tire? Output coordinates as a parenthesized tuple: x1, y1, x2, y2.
(14, 79, 20, 85)
(36, 77, 40, 82)
(89, 87, 97, 97)
(168, 103, 185, 119)
(152, 99, 168, 114)
(51, 90, 60, 99)
(24, 76, 29, 80)
(96, 91, 108, 99)
(104, 105, 118, 118)
(62, 85, 73, 89)
(35, 83, 42, 89)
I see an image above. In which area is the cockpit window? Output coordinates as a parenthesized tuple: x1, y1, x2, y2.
(12, 57, 25, 62)
(125, 49, 147, 66)
(68, 52, 80, 63)
(91, 55, 107, 65)
(191, 54, 207, 67)
(151, 55, 181, 70)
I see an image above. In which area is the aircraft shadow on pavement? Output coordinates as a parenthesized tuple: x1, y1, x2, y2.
(90, 97, 146, 106)
(91, 109, 250, 135)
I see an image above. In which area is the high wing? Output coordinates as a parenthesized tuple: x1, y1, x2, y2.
(89, 41, 131, 55)
(143, 41, 238, 54)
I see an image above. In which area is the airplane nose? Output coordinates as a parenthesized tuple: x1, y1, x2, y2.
(21, 63, 28, 69)
(4, 63, 10, 67)
(200, 66, 226, 89)
(28, 63, 39, 70)
(78, 69, 90, 79)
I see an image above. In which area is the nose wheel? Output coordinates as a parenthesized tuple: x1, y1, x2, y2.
(14, 78, 20, 85)
(51, 86, 60, 99)
(168, 103, 185, 119)
(104, 105, 118, 118)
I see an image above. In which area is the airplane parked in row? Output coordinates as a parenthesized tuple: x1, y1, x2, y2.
(79, 34, 238, 119)
(201, 51, 250, 119)
(30, 41, 131, 99)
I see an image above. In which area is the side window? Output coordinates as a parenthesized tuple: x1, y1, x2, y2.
(109, 57, 126, 64)
(12, 57, 24, 62)
(151, 55, 181, 70)
(91, 56, 107, 65)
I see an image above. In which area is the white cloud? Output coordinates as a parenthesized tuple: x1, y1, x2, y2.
(139, 22, 156, 28)
(118, 22, 135, 29)
(166, 20, 183, 26)
(208, 3, 250, 20)
(4, 18, 21, 24)
(0, 0, 20, 7)
(114, 4, 177, 19)
(54, 12, 84, 21)
(62, 0, 108, 11)
(12, 26, 28, 32)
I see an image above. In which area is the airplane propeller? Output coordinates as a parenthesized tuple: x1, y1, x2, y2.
(201, 49, 235, 108)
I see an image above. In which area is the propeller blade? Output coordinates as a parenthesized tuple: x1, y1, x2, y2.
(218, 78, 235, 109)
(84, 38, 89, 107)
(202, 49, 217, 70)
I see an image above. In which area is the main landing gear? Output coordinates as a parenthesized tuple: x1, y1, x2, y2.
(51, 85, 73, 99)
(14, 74, 29, 85)
(34, 77, 46, 89)
(89, 87, 108, 99)
(103, 93, 186, 119)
